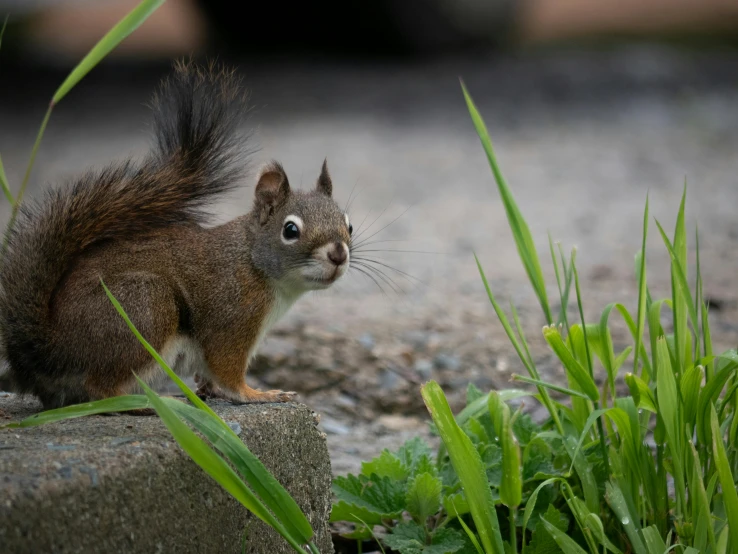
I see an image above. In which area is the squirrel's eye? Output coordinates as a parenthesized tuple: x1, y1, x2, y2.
(283, 222, 300, 241)
(348, 223, 353, 235)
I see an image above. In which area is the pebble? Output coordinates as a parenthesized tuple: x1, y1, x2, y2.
(358, 333, 375, 350)
(414, 359, 433, 379)
(377, 414, 424, 432)
(380, 368, 400, 390)
(225, 420, 242, 435)
(321, 417, 351, 435)
(434, 353, 461, 371)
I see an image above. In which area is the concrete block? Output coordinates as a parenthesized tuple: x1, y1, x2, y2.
(0, 393, 334, 554)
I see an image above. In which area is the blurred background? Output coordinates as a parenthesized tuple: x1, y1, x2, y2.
(1, 0, 738, 473)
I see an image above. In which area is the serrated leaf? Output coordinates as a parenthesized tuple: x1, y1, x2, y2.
(425, 528, 466, 554)
(406, 472, 443, 522)
(397, 437, 435, 474)
(383, 521, 427, 553)
(330, 474, 405, 525)
(362, 450, 409, 481)
(383, 522, 465, 554)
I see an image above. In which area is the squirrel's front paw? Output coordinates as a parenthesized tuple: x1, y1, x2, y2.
(234, 385, 297, 404)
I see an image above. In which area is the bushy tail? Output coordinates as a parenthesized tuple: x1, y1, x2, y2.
(0, 60, 254, 391)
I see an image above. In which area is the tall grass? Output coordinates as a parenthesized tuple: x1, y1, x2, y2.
(420, 85, 738, 553)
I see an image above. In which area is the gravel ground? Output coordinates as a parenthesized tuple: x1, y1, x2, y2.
(2, 46, 738, 476)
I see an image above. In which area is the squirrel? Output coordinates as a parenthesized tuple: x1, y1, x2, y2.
(0, 60, 352, 410)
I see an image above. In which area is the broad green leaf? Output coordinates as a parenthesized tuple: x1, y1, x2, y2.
(463, 83, 552, 324)
(406, 472, 442, 522)
(138, 379, 309, 554)
(421, 381, 505, 554)
(362, 450, 410, 481)
(384, 522, 465, 554)
(488, 391, 521, 508)
(331, 473, 405, 525)
(711, 405, 738, 554)
(543, 325, 599, 401)
(2, 395, 149, 428)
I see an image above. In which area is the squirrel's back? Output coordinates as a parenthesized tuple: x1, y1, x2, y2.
(0, 61, 254, 397)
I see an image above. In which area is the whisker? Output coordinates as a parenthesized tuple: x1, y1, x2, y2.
(349, 265, 390, 297)
(344, 178, 361, 213)
(345, 179, 365, 214)
(351, 197, 396, 243)
(351, 248, 444, 255)
(352, 257, 426, 286)
(352, 261, 405, 295)
(351, 203, 415, 249)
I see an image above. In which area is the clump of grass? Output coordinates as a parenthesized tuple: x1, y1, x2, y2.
(330, 84, 737, 554)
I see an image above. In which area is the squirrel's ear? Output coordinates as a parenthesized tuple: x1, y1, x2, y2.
(255, 161, 290, 224)
(316, 158, 332, 197)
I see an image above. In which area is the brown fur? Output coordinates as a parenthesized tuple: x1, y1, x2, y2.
(0, 61, 352, 409)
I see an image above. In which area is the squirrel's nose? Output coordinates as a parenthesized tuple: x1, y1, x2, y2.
(328, 242, 348, 266)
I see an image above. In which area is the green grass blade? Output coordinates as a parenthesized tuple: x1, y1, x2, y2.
(138, 379, 309, 554)
(701, 298, 714, 381)
(476, 254, 564, 434)
(543, 326, 599, 401)
(2, 0, 164, 258)
(634, 195, 649, 377)
(624, 373, 657, 413)
(52, 0, 165, 104)
(696, 352, 738, 446)
(2, 104, 53, 257)
(163, 399, 315, 545)
(605, 481, 647, 554)
(549, 234, 570, 329)
(521, 478, 563, 553)
(710, 404, 738, 554)
(539, 516, 588, 554)
(102, 280, 223, 423)
(511, 374, 591, 399)
(0, 153, 13, 205)
(654, 220, 699, 346)
(1, 395, 150, 428)
(462, 83, 551, 324)
(488, 391, 521, 508)
(688, 442, 715, 551)
(640, 525, 667, 554)
(421, 380, 505, 554)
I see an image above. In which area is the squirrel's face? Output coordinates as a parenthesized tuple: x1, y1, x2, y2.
(250, 160, 351, 292)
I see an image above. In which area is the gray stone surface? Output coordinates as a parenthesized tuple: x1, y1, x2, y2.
(0, 394, 333, 554)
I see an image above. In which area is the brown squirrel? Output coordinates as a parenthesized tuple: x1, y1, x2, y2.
(0, 61, 352, 409)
